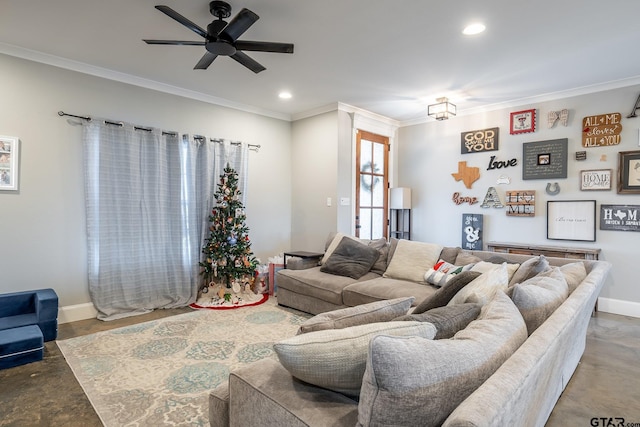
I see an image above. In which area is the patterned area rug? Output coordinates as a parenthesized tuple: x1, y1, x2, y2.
(57, 299, 310, 426)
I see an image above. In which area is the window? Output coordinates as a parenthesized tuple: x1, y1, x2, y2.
(355, 130, 389, 239)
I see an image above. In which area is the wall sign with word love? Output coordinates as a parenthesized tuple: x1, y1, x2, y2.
(582, 113, 622, 147)
(487, 155, 517, 170)
(505, 190, 535, 217)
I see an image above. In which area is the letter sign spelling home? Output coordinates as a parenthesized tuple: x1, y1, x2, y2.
(582, 113, 622, 147)
(461, 127, 499, 154)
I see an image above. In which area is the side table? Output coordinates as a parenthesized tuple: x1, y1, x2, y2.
(283, 251, 324, 269)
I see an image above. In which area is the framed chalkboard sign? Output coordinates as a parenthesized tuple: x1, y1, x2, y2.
(523, 138, 568, 180)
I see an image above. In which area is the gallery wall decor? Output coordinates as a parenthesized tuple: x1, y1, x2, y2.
(462, 213, 483, 250)
(575, 151, 587, 161)
(480, 187, 504, 208)
(617, 150, 640, 194)
(522, 138, 568, 180)
(510, 109, 536, 135)
(547, 109, 569, 128)
(452, 192, 478, 205)
(545, 182, 560, 195)
(600, 204, 640, 232)
(0, 135, 19, 192)
(627, 93, 640, 118)
(505, 190, 535, 217)
(582, 113, 622, 147)
(547, 200, 596, 242)
(451, 161, 480, 189)
(486, 155, 517, 171)
(580, 169, 612, 191)
(461, 127, 499, 154)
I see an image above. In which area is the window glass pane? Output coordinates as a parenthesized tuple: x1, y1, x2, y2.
(360, 175, 372, 207)
(372, 142, 384, 174)
(359, 208, 372, 240)
(372, 176, 383, 206)
(372, 209, 383, 239)
(360, 140, 372, 172)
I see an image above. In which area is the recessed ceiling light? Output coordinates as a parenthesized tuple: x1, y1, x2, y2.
(463, 23, 486, 35)
(278, 91, 292, 99)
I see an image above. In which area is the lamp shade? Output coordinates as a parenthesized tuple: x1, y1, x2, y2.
(389, 187, 411, 209)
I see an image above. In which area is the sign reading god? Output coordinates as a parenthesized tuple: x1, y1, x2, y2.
(461, 127, 499, 154)
(582, 113, 622, 147)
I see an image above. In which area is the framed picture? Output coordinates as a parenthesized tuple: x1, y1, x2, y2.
(510, 109, 536, 135)
(547, 200, 596, 242)
(0, 136, 19, 192)
(580, 169, 612, 191)
(617, 150, 640, 194)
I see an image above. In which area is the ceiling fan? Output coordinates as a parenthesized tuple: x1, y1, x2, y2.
(143, 1, 294, 73)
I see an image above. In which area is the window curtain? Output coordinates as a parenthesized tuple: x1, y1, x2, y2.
(82, 121, 248, 320)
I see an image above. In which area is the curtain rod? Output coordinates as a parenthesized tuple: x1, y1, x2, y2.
(58, 110, 260, 152)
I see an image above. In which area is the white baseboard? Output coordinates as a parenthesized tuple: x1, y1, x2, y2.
(597, 297, 640, 319)
(58, 302, 98, 324)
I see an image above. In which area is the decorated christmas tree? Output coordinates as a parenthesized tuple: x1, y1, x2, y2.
(200, 165, 259, 296)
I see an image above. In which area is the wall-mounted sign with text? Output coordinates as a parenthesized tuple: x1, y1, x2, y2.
(582, 113, 622, 147)
(600, 204, 640, 232)
(461, 127, 499, 154)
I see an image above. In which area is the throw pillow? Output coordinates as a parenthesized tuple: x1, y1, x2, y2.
(357, 291, 527, 427)
(448, 262, 509, 306)
(274, 321, 437, 397)
(471, 260, 520, 281)
(509, 255, 550, 286)
(412, 271, 482, 314)
(394, 303, 481, 339)
(510, 267, 569, 334)
(559, 261, 588, 294)
(320, 237, 380, 279)
(455, 251, 482, 265)
(368, 238, 390, 275)
(439, 247, 461, 264)
(383, 240, 443, 283)
(424, 259, 473, 287)
(297, 297, 414, 334)
(321, 233, 355, 265)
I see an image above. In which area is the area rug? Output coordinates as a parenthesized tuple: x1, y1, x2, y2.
(57, 299, 310, 426)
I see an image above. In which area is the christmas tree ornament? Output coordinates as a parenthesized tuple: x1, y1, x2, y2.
(232, 281, 241, 293)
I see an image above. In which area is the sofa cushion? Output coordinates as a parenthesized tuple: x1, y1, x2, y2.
(424, 259, 474, 287)
(470, 260, 520, 281)
(274, 321, 437, 397)
(342, 277, 436, 308)
(510, 267, 569, 334)
(320, 237, 380, 279)
(383, 240, 443, 283)
(394, 303, 481, 339)
(455, 251, 483, 265)
(321, 233, 356, 265)
(509, 255, 550, 286)
(439, 247, 461, 264)
(297, 297, 414, 334)
(277, 267, 379, 307)
(559, 261, 588, 294)
(448, 263, 509, 306)
(356, 291, 527, 427)
(412, 271, 482, 314)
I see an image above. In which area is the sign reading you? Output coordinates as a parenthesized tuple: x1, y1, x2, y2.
(582, 113, 622, 147)
(600, 205, 640, 232)
(461, 127, 499, 154)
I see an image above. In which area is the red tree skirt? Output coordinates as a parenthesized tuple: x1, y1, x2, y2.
(190, 293, 269, 310)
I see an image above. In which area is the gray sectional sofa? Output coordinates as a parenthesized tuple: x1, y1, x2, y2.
(209, 234, 611, 427)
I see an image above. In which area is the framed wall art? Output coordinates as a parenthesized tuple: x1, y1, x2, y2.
(510, 109, 536, 135)
(522, 138, 568, 180)
(547, 200, 596, 242)
(617, 150, 640, 194)
(580, 169, 612, 191)
(0, 136, 19, 192)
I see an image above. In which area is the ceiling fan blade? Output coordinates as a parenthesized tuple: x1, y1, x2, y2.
(194, 52, 218, 70)
(155, 5, 208, 39)
(220, 8, 259, 42)
(143, 40, 205, 46)
(235, 40, 294, 54)
(230, 51, 266, 73)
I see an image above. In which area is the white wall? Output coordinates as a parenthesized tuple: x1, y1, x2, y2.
(0, 53, 292, 309)
(398, 85, 640, 315)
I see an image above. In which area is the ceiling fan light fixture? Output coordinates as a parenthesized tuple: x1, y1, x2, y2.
(463, 23, 486, 35)
(428, 97, 456, 121)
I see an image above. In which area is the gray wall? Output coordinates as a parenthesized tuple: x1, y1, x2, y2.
(398, 85, 640, 312)
(0, 53, 292, 307)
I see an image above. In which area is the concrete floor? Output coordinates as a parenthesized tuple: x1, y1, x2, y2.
(0, 308, 638, 427)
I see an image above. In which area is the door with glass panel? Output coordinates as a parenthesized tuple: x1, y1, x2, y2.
(355, 130, 389, 239)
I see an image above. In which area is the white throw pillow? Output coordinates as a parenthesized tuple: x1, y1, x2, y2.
(471, 260, 520, 281)
(383, 240, 443, 283)
(448, 262, 509, 306)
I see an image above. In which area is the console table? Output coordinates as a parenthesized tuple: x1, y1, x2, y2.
(486, 242, 600, 260)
